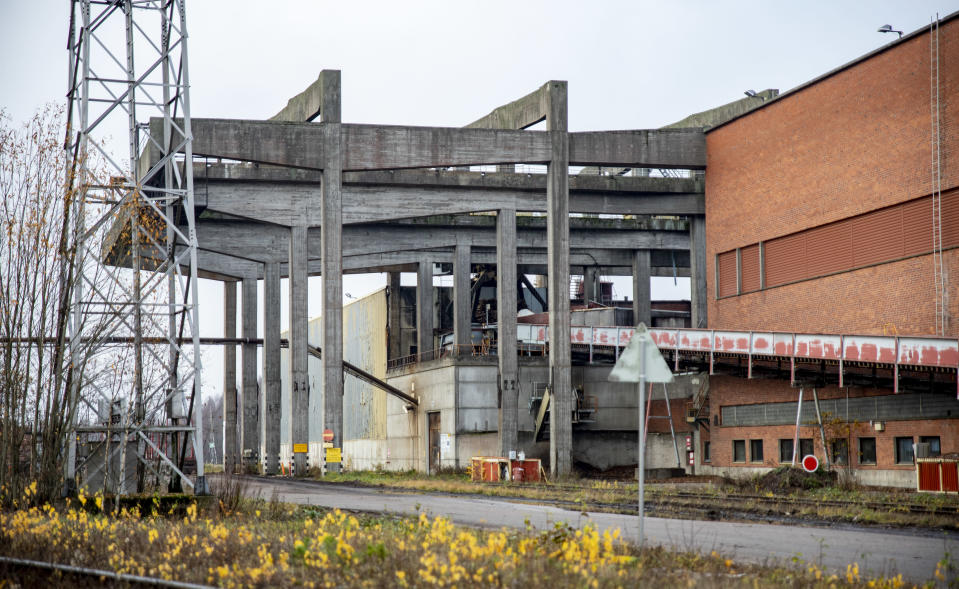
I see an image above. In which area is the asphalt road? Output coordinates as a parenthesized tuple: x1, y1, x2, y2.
(232, 475, 956, 584)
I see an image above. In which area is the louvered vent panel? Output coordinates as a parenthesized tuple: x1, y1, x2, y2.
(740, 244, 760, 293)
(764, 233, 807, 287)
(717, 250, 738, 298)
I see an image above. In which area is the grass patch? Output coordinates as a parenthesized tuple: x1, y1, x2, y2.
(0, 487, 934, 588)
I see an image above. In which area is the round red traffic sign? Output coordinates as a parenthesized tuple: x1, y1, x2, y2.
(802, 454, 819, 472)
(323, 429, 334, 442)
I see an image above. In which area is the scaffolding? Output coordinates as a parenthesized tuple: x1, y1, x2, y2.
(63, 0, 206, 495)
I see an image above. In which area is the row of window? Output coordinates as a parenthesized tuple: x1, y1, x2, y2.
(707, 435, 941, 465)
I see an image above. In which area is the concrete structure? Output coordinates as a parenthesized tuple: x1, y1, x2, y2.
(111, 71, 707, 478)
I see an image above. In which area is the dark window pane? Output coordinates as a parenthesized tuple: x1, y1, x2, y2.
(830, 439, 849, 465)
(750, 439, 764, 463)
(858, 437, 877, 465)
(895, 437, 914, 464)
(733, 440, 746, 462)
(779, 439, 794, 463)
(920, 436, 941, 457)
(799, 438, 814, 458)
(703, 441, 711, 463)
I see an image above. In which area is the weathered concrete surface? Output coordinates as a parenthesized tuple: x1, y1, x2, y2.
(261, 261, 282, 475)
(546, 81, 573, 477)
(184, 121, 704, 172)
(663, 89, 778, 130)
(222, 281, 237, 474)
(632, 250, 651, 327)
(231, 476, 952, 585)
(689, 215, 708, 328)
(240, 273, 258, 468)
(453, 240, 471, 349)
(466, 81, 550, 130)
(417, 260, 434, 354)
(289, 224, 310, 474)
(270, 69, 341, 123)
(496, 209, 518, 455)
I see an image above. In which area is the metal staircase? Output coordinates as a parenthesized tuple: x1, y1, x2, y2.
(531, 384, 596, 442)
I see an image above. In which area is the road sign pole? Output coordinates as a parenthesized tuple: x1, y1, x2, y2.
(638, 335, 646, 547)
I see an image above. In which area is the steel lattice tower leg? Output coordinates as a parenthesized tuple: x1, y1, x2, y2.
(63, 0, 206, 496)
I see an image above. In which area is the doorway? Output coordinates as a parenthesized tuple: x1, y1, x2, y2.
(428, 412, 441, 474)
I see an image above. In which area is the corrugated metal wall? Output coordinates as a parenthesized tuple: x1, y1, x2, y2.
(721, 392, 959, 427)
(344, 289, 388, 440)
(719, 189, 959, 292)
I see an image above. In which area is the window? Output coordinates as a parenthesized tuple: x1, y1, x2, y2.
(780, 438, 814, 463)
(895, 436, 914, 464)
(829, 439, 849, 465)
(920, 436, 941, 457)
(779, 439, 793, 463)
(858, 437, 876, 465)
(750, 439, 764, 463)
(799, 438, 814, 458)
(733, 440, 746, 463)
(703, 441, 711, 463)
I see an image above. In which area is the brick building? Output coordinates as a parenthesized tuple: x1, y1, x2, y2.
(698, 13, 959, 486)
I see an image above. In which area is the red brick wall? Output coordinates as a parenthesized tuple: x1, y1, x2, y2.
(708, 376, 959, 471)
(706, 18, 959, 336)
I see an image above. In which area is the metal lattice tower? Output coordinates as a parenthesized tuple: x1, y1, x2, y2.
(63, 0, 206, 495)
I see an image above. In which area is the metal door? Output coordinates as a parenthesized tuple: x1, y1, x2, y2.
(428, 412, 441, 474)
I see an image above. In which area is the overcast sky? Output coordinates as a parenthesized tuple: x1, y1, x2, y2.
(2, 1, 956, 399)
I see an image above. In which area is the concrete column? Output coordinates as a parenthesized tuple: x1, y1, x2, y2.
(321, 82, 344, 473)
(289, 224, 309, 474)
(454, 239, 472, 350)
(240, 272, 258, 470)
(584, 266, 600, 304)
(261, 261, 281, 475)
(223, 281, 237, 474)
(387, 272, 403, 359)
(632, 250, 652, 327)
(690, 215, 708, 328)
(417, 260, 434, 355)
(546, 81, 572, 477)
(497, 209, 518, 455)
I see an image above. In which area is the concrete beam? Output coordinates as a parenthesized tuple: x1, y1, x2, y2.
(223, 281, 238, 474)
(466, 82, 549, 130)
(497, 209, 518, 456)
(198, 177, 704, 225)
(690, 215, 708, 328)
(289, 224, 310, 474)
(261, 261, 281, 475)
(387, 272, 403, 360)
(270, 70, 341, 123)
(240, 272, 258, 470)
(453, 240, 472, 348)
(568, 129, 705, 169)
(546, 81, 572, 477)
(321, 111, 344, 473)
(417, 260, 434, 354)
(632, 250, 652, 327)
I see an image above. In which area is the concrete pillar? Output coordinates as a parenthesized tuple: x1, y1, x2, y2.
(497, 209, 518, 455)
(454, 239, 472, 350)
(289, 224, 309, 474)
(261, 261, 281, 475)
(223, 281, 237, 474)
(387, 272, 403, 359)
(584, 266, 600, 304)
(320, 76, 344, 473)
(417, 260, 434, 355)
(546, 81, 572, 477)
(690, 215, 708, 328)
(632, 250, 652, 327)
(240, 273, 258, 470)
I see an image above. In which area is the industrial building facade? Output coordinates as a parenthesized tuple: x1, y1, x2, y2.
(698, 14, 959, 486)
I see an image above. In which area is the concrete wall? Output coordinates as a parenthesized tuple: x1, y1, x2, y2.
(705, 18, 959, 336)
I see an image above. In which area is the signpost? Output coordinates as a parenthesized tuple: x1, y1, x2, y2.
(802, 454, 819, 473)
(609, 323, 674, 547)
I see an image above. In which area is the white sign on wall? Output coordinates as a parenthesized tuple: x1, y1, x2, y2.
(440, 433, 451, 458)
